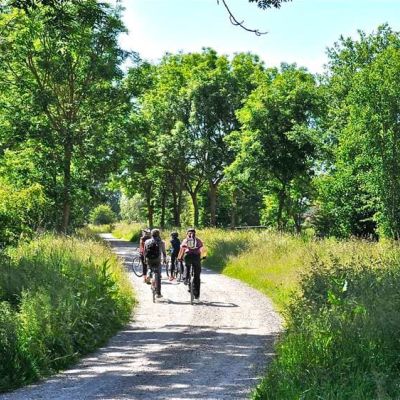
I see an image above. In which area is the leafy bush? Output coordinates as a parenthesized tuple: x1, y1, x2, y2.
(0, 301, 21, 390)
(0, 181, 48, 246)
(89, 204, 116, 225)
(0, 235, 134, 392)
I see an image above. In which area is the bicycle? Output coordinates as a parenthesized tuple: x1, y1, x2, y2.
(184, 256, 205, 304)
(130, 254, 144, 277)
(184, 264, 195, 305)
(166, 256, 182, 281)
(148, 265, 161, 303)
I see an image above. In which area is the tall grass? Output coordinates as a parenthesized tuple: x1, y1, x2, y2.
(0, 235, 135, 392)
(252, 242, 400, 399)
(111, 222, 144, 242)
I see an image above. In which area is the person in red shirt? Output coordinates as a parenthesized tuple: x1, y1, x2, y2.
(179, 228, 204, 301)
(139, 229, 151, 283)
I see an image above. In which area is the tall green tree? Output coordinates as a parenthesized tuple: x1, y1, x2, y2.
(187, 50, 263, 226)
(319, 25, 400, 238)
(0, 0, 130, 231)
(231, 64, 321, 230)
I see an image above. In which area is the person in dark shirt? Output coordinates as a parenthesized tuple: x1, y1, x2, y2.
(144, 229, 166, 298)
(169, 232, 183, 281)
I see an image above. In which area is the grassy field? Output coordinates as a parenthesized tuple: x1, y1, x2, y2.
(0, 235, 135, 393)
(105, 223, 400, 398)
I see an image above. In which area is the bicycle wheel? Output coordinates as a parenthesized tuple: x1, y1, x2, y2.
(153, 270, 160, 302)
(151, 278, 156, 303)
(131, 256, 144, 277)
(175, 260, 182, 281)
(189, 279, 194, 305)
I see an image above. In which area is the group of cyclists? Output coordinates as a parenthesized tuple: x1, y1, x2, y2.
(138, 227, 205, 301)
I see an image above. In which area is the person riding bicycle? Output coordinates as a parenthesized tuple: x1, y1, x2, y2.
(169, 232, 183, 281)
(179, 228, 204, 300)
(144, 229, 166, 298)
(139, 228, 151, 283)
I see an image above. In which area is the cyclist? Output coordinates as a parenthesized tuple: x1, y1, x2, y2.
(139, 228, 151, 283)
(179, 228, 204, 301)
(169, 232, 183, 281)
(144, 228, 166, 298)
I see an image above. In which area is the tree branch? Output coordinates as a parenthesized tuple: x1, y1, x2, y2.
(217, 0, 268, 36)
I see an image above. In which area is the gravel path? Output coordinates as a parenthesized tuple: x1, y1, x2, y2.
(1, 234, 282, 400)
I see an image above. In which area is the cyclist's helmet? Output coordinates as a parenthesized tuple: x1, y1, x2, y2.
(187, 228, 196, 234)
(143, 228, 151, 237)
(151, 228, 160, 238)
(171, 232, 179, 238)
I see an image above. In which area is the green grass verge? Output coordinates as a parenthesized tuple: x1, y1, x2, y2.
(0, 235, 135, 393)
(111, 222, 144, 242)
(252, 241, 400, 399)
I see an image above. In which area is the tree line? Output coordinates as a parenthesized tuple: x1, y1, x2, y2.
(1, 1, 400, 242)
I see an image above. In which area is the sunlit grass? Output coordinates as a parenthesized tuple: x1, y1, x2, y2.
(0, 235, 135, 392)
(111, 222, 144, 242)
(252, 239, 400, 399)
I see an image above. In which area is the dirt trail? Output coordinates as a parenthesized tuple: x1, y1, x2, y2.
(1, 234, 282, 400)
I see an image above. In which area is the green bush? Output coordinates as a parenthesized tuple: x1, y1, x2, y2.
(0, 301, 22, 390)
(89, 204, 116, 225)
(0, 182, 49, 246)
(0, 235, 134, 392)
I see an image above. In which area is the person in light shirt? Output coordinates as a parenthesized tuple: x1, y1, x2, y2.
(179, 228, 204, 301)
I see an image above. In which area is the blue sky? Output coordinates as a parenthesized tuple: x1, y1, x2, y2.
(115, 0, 400, 73)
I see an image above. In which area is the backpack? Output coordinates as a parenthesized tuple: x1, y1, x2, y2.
(145, 238, 160, 259)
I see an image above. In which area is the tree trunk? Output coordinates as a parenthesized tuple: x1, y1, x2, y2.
(293, 213, 302, 234)
(189, 191, 199, 227)
(61, 138, 73, 233)
(145, 186, 154, 228)
(148, 202, 154, 229)
(209, 181, 218, 227)
(176, 179, 184, 227)
(230, 188, 238, 229)
(160, 189, 166, 228)
(277, 185, 286, 231)
(171, 181, 181, 227)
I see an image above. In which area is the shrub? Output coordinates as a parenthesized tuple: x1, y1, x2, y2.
(0, 181, 49, 246)
(89, 204, 116, 225)
(0, 301, 20, 390)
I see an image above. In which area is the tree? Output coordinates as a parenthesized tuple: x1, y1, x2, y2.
(231, 64, 321, 231)
(0, 0, 130, 231)
(320, 25, 400, 238)
(249, 0, 292, 8)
